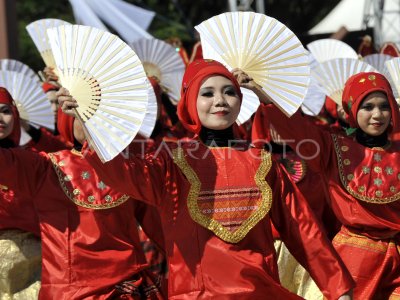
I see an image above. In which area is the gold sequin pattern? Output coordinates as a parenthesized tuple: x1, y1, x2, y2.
(172, 147, 273, 243)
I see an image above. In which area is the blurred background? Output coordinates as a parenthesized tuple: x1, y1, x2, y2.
(1, 0, 398, 72)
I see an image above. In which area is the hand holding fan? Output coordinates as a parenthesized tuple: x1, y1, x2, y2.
(195, 11, 310, 117)
(47, 25, 149, 162)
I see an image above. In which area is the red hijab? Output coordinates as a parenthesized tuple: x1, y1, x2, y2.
(342, 72, 399, 132)
(57, 107, 75, 144)
(177, 59, 242, 134)
(0, 87, 20, 146)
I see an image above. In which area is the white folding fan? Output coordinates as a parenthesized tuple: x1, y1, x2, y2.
(47, 24, 149, 162)
(306, 39, 358, 64)
(301, 52, 325, 116)
(0, 70, 54, 130)
(195, 11, 310, 117)
(312, 58, 377, 105)
(363, 54, 393, 73)
(0, 59, 38, 80)
(26, 18, 72, 69)
(129, 38, 185, 103)
(385, 57, 400, 102)
(138, 80, 158, 138)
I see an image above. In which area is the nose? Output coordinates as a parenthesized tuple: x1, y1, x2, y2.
(214, 93, 227, 106)
(372, 107, 384, 118)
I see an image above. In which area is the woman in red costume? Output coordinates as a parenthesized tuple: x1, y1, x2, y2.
(265, 72, 400, 299)
(60, 59, 354, 299)
(0, 95, 164, 299)
(0, 87, 41, 298)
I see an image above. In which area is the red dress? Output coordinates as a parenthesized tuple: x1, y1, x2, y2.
(267, 105, 400, 299)
(86, 140, 354, 299)
(0, 148, 163, 300)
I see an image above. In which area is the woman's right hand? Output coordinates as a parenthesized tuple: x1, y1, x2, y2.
(56, 87, 78, 117)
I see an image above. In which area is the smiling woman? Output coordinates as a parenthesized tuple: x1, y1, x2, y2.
(196, 76, 241, 131)
(266, 71, 400, 299)
(356, 91, 392, 136)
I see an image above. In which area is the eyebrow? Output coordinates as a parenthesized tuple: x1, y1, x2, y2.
(200, 84, 235, 90)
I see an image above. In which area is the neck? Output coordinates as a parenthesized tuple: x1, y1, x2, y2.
(199, 126, 235, 147)
(0, 138, 15, 148)
(355, 129, 389, 148)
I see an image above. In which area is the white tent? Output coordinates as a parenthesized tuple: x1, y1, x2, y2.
(309, 0, 400, 47)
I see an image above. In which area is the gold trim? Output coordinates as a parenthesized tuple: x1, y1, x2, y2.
(172, 147, 272, 243)
(332, 134, 400, 204)
(333, 231, 388, 253)
(48, 153, 129, 209)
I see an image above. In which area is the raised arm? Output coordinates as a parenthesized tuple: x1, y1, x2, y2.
(269, 163, 354, 300)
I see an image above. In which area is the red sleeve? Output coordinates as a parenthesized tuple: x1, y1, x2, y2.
(85, 146, 172, 208)
(269, 163, 354, 299)
(0, 148, 49, 235)
(0, 148, 49, 197)
(264, 104, 335, 173)
(30, 128, 72, 152)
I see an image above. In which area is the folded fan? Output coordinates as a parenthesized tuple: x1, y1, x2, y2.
(195, 11, 310, 117)
(307, 39, 358, 63)
(26, 18, 72, 69)
(47, 24, 149, 162)
(129, 38, 185, 105)
(0, 70, 54, 130)
(312, 58, 377, 105)
(0, 59, 38, 80)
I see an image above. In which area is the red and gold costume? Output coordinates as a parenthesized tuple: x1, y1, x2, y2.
(0, 88, 40, 298)
(86, 59, 354, 299)
(267, 72, 400, 299)
(380, 42, 400, 57)
(0, 109, 163, 299)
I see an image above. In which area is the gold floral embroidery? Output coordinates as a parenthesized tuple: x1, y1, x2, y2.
(105, 195, 112, 202)
(368, 74, 376, 81)
(332, 134, 400, 204)
(333, 230, 387, 253)
(341, 146, 349, 152)
(73, 189, 80, 195)
(362, 166, 370, 174)
(374, 166, 382, 174)
(344, 159, 351, 165)
(48, 153, 129, 209)
(347, 174, 354, 180)
(81, 171, 91, 180)
(88, 195, 95, 202)
(359, 78, 366, 83)
(374, 178, 383, 186)
(385, 167, 394, 175)
(390, 186, 397, 193)
(172, 147, 272, 243)
(375, 190, 383, 197)
(98, 181, 107, 190)
(59, 160, 66, 167)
